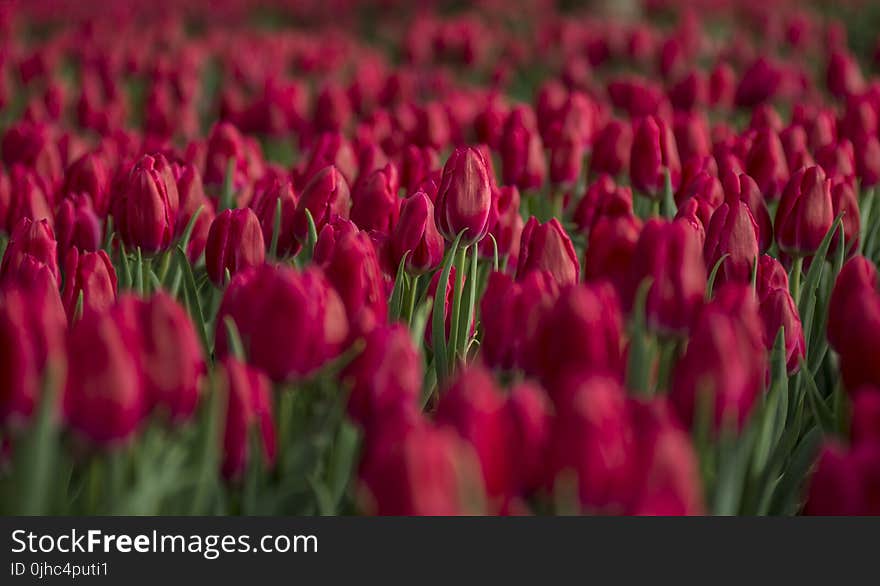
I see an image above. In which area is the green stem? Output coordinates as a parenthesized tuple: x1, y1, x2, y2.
(448, 245, 467, 367)
(405, 274, 419, 325)
(790, 257, 803, 306)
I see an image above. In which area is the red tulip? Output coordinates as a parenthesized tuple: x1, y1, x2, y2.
(350, 163, 400, 234)
(0, 217, 59, 283)
(389, 191, 444, 275)
(434, 146, 492, 246)
(630, 115, 680, 198)
(775, 166, 834, 257)
(112, 153, 180, 254)
(249, 180, 300, 258)
(205, 208, 265, 287)
(516, 216, 580, 286)
(293, 165, 352, 245)
(61, 247, 117, 321)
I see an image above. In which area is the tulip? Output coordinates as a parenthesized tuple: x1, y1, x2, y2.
(500, 106, 546, 191)
(826, 50, 864, 99)
(855, 135, 880, 188)
(292, 165, 352, 245)
(297, 132, 357, 190)
(399, 144, 438, 196)
(249, 180, 299, 258)
(630, 115, 680, 198)
(506, 381, 552, 494)
(350, 163, 400, 234)
(313, 217, 360, 265)
(830, 178, 860, 256)
(516, 216, 580, 286)
(745, 128, 788, 200)
(780, 124, 814, 172)
(670, 284, 767, 431)
(205, 208, 265, 287)
(434, 146, 492, 246)
(850, 389, 880, 446)
(112, 153, 180, 254)
(672, 111, 711, 164)
(546, 375, 639, 512)
(389, 191, 444, 274)
(0, 217, 59, 283)
(549, 134, 584, 186)
(479, 270, 558, 372)
(573, 175, 633, 235)
(757, 283, 805, 374)
(358, 417, 485, 515)
(63, 297, 146, 444)
(584, 214, 642, 300)
(174, 162, 213, 236)
(589, 119, 632, 178)
(63, 151, 111, 217)
(481, 185, 524, 265)
(0, 261, 66, 425)
(525, 282, 625, 393)
(215, 265, 349, 382)
(627, 218, 706, 334)
(828, 256, 878, 352)
(218, 357, 277, 480)
(61, 247, 117, 321)
(136, 292, 205, 422)
(724, 172, 772, 253)
(703, 179, 760, 285)
(3, 165, 53, 232)
(734, 57, 782, 108)
(816, 140, 855, 181)
(436, 365, 514, 504)
(774, 166, 834, 257)
(318, 229, 387, 335)
(709, 61, 735, 107)
(55, 194, 101, 255)
(343, 324, 421, 429)
(805, 442, 880, 515)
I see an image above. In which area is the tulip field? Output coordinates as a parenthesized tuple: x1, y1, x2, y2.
(2, 0, 880, 516)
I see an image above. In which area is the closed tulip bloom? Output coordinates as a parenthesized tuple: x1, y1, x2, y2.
(55, 194, 101, 255)
(826, 50, 864, 99)
(850, 389, 880, 446)
(734, 57, 782, 108)
(506, 381, 553, 494)
(516, 216, 580, 286)
(630, 115, 681, 198)
(63, 151, 111, 217)
(774, 166, 834, 257)
(480, 185, 524, 265)
(525, 282, 625, 392)
(390, 191, 444, 274)
(434, 146, 492, 246)
(674, 198, 707, 247)
(589, 119, 632, 178)
(723, 171, 772, 252)
(358, 417, 485, 515)
(174, 162, 212, 236)
(672, 111, 711, 164)
(63, 298, 146, 444)
(573, 174, 633, 235)
(136, 292, 205, 422)
(313, 217, 360, 265)
(399, 144, 439, 196)
(293, 165, 351, 245)
(218, 357, 277, 480)
(585, 214, 643, 299)
(215, 265, 349, 382)
(828, 256, 878, 352)
(318, 230, 387, 335)
(4, 166, 53, 232)
(113, 153, 180, 254)
(250, 180, 299, 258)
(343, 324, 422, 430)
(745, 127, 788, 200)
(205, 208, 265, 287)
(670, 284, 766, 431)
(501, 106, 547, 191)
(757, 284, 805, 374)
(297, 132, 357, 190)
(436, 365, 514, 504)
(350, 163, 400, 234)
(547, 375, 639, 512)
(780, 124, 814, 172)
(549, 134, 584, 186)
(627, 218, 706, 334)
(816, 140, 856, 181)
(0, 262, 66, 425)
(709, 61, 735, 107)
(805, 442, 880, 515)
(704, 180, 760, 285)
(830, 179, 860, 256)
(0, 217, 59, 283)
(61, 247, 117, 321)
(855, 135, 880, 188)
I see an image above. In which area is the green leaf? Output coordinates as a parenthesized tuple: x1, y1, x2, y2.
(800, 361, 836, 434)
(302, 208, 318, 264)
(798, 214, 843, 317)
(135, 246, 145, 295)
(219, 159, 236, 212)
(175, 246, 210, 354)
(269, 197, 282, 260)
(706, 253, 730, 300)
(431, 231, 465, 384)
(626, 277, 654, 395)
(223, 316, 247, 361)
(661, 168, 676, 218)
(388, 250, 411, 322)
(487, 232, 499, 272)
(458, 243, 480, 359)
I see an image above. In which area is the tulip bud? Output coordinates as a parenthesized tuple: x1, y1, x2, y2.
(630, 115, 681, 197)
(745, 127, 788, 200)
(218, 357, 277, 480)
(501, 106, 547, 191)
(589, 119, 632, 178)
(350, 163, 400, 233)
(704, 180, 760, 285)
(480, 270, 559, 371)
(627, 218, 706, 333)
(775, 166, 834, 257)
(585, 215, 642, 299)
(215, 265, 349, 382)
(436, 365, 514, 505)
(4, 165, 53, 232)
(205, 208, 265, 287)
(855, 135, 880, 188)
(298, 132, 357, 190)
(516, 216, 580, 287)
(481, 185, 524, 265)
(55, 194, 101, 255)
(757, 281, 805, 374)
(735, 57, 782, 108)
(672, 111, 711, 164)
(434, 146, 492, 246)
(826, 50, 864, 99)
(61, 247, 117, 321)
(547, 375, 639, 512)
(249, 180, 299, 258)
(390, 191, 444, 274)
(0, 217, 58, 283)
(709, 61, 735, 107)
(137, 292, 206, 422)
(112, 153, 180, 254)
(399, 144, 439, 196)
(63, 151, 111, 217)
(63, 297, 146, 444)
(671, 284, 767, 431)
(313, 217, 360, 265)
(549, 134, 584, 186)
(525, 282, 625, 393)
(343, 324, 421, 430)
(293, 165, 351, 245)
(816, 140, 856, 181)
(828, 256, 878, 352)
(318, 230, 387, 335)
(506, 381, 552, 494)
(830, 178, 860, 256)
(573, 175, 633, 235)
